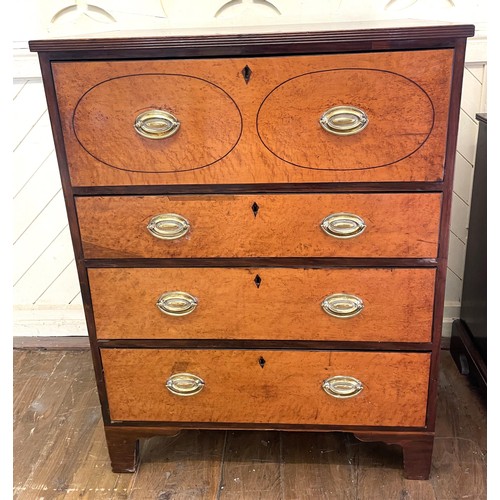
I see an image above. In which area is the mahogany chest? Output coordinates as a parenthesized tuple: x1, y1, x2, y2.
(30, 23, 474, 479)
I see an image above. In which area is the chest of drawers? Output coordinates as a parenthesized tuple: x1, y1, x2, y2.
(30, 23, 474, 480)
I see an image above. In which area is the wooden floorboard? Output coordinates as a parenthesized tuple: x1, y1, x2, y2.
(13, 350, 486, 499)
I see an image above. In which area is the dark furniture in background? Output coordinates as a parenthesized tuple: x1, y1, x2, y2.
(451, 113, 487, 396)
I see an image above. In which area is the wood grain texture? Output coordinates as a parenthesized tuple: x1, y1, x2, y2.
(89, 267, 436, 342)
(72, 73, 242, 174)
(13, 350, 486, 496)
(53, 50, 453, 186)
(13, 351, 135, 498)
(257, 67, 436, 171)
(280, 432, 356, 499)
(435, 353, 486, 454)
(76, 193, 442, 259)
(125, 430, 225, 499)
(100, 349, 431, 426)
(215, 430, 282, 499)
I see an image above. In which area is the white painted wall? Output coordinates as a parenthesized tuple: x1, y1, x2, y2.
(12, 0, 487, 336)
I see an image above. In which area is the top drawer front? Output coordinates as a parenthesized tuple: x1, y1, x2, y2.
(53, 50, 453, 186)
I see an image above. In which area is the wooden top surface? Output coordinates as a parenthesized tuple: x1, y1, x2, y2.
(29, 21, 474, 53)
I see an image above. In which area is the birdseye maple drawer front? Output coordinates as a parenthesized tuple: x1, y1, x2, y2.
(76, 193, 441, 259)
(89, 267, 435, 342)
(101, 349, 431, 426)
(52, 49, 452, 186)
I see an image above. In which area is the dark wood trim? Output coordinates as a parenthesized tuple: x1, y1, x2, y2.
(13, 336, 90, 350)
(105, 427, 141, 473)
(12, 335, 451, 351)
(450, 319, 487, 397)
(29, 42, 464, 64)
(424, 38, 468, 432)
(72, 182, 445, 196)
(103, 425, 433, 474)
(38, 54, 112, 426)
(425, 262, 447, 431)
(29, 24, 474, 55)
(84, 257, 438, 268)
(38, 56, 83, 261)
(105, 422, 427, 433)
(97, 339, 433, 351)
(442, 38, 468, 189)
(353, 431, 434, 480)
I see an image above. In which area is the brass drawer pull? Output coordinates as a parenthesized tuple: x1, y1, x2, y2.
(320, 212, 366, 239)
(157, 291, 198, 316)
(147, 213, 190, 240)
(322, 293, 364, 318)
(323, 376, 364, 398)
(166, 373, 205, 396)
(134, 109, 180, 139)
(319, 106, 368, 136)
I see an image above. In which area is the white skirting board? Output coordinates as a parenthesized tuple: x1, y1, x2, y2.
(13, 302, 462, 338)
(442, 302, 461, 339)
(13, 305, 88, 336)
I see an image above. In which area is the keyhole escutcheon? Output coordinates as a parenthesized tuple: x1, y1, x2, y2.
(242, 65, 252, 83)
(254, 274, 262, 288)
(252, 202, 259, 217)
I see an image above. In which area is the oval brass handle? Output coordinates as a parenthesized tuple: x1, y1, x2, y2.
(147, 213, 190, 240)
(166, 373, 205, 396)
(323, 376, 364, 399)
(134, 109, 180, 139)
(319, 106, 368, 136)
(157, 291, 198, 316)
(320, 213, 366, 239)
(322, 293, 364, 318)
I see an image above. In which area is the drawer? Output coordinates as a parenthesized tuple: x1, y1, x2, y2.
(101, 349, 431, 426)
(53, 50, 452, 186)
(77, 193, 441, 259)
(89, 267, 435, 342)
